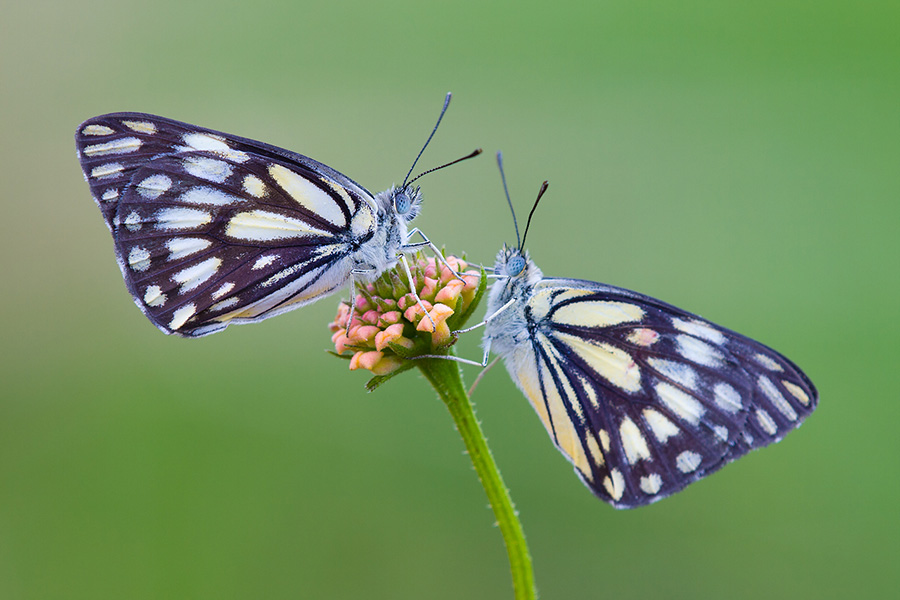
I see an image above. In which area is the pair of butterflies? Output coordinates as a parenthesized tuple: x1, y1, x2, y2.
(75, 98, 817, 509)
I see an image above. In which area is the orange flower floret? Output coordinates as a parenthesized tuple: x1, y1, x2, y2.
(416, 303, 454, 346)
(328, 254, 481, 377)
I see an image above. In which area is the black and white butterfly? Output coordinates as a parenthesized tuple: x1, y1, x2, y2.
(75, 94, 478, 337)
(465, 154, 817, 508)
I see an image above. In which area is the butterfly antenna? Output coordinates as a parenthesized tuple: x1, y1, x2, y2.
(520, 181, 549, 250)
(406, 148, 482, 186)
(496, 152, 521, 249)
(401, 92, 452, 189)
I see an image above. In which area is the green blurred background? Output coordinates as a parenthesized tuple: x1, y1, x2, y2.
(2, 1, 897, 598)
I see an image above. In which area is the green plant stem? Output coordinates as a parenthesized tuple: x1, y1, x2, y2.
(418, 358, 536, 600)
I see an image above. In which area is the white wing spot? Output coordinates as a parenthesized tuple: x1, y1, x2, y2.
(603, 469, 625, 501)
(675, 334, 725, 367)
(753, 353, 784, 371)
(172, 257, 222, 294)
(226, 210, 331, 242)
(676, 450, 702, 473)
(211, 282, 235, 300)
(552, 301, 645, 329)
(758, 376, 798, 421)
(350, 203, 377, 237)
(181, 133, 249, 162)
(156, 207, 212, 230)
(655, 382, 705, 426)
(166, 237, 211, 261)
(598, 429, 611, 452)
(714, 425, 729, 441)
(673, 318, 726, 345)
(84, 137, 142, 156)
(183, 156, 233, 183)
(782, 380, 811, 406)
(262, 261, 314, 288)
(82, 124, 114, 136)
(209, 297, 239, 312)
(627, 328, 659, 347)
(643, 408, 680, 443)
(136, 174, 172, 199)
(252, 255, 279, 270)
(143, 285, 166, 307)
(269, 163, 347, 227)
(128, 246, 151, 271)
(578, 374, 599, 409)
(585, 435, 604, 466)
(320, 178, 355, 212)
(556, 332, 641, 393)
(620, 416, 652, 464)
(122, 120, 157, 134)
(242, 174, 267, 198)
(182, 132, 229, 151)
(713, 382, 742, 413)
(756, 408, 778, 436)
(169, 303, 196, 330)
(101, 188, 119, 201)
(178, 186, 244, 206)
(640, 473, 663, 495)
(648, 357, 698, 390)
(124, 211, 142, 232)
(91, 163, 124, 179)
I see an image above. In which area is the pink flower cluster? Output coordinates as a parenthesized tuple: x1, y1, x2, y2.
(329, 255, 480, 376)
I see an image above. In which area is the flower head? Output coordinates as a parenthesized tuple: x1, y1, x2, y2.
(329, 255, 482, 378)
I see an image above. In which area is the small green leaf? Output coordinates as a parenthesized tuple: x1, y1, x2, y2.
(387, 339, 427, 359)
(365, 361, 417, 391)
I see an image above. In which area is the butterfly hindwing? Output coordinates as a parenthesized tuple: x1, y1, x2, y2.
(76, 113, 378, 336)
(512, 277, 817, 508)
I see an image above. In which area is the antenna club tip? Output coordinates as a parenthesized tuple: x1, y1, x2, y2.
(472, 148, 484, 156)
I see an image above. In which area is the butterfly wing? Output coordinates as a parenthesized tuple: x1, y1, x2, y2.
(506, 277, 817, 508)
(76, 113, 378, 337)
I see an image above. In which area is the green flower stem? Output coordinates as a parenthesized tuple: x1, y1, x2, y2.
(418, 358, 536, 600)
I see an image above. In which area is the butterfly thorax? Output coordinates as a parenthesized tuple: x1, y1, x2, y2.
(350, 186, 421, 282)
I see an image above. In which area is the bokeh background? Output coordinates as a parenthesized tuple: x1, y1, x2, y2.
(2, 1, 897, 598)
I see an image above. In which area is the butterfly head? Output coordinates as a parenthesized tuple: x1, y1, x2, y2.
(494, 244, 542, 286)
(377, 185, 424, 223)
(393, 184, 423, 221)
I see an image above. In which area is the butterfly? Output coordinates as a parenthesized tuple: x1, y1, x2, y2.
(75, 93, 479, 337)
(471, 153, 818, 508)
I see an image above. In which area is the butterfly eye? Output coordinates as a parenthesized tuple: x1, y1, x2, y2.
(394, 192, 412, 215)
(506, 256, 526, 277)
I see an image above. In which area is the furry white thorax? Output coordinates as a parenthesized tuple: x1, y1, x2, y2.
(349, 186, 422, 282)
(484, 245, 544, 358)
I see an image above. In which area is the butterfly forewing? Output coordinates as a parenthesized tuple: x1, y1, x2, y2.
(76, 113, 378, 336)
(517, 278, 817, 508)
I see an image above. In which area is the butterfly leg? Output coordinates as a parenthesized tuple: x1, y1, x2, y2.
(467, 356, 502, 396)
(411, 353, 489, 367)
(348, 265, 377, 328)
(412, 335, 492, 367)
(412, 305, 509, 367)
(403, 228, 468, 283)
(453, 298, 517, 335)
(398, 254, 436, 329)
